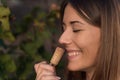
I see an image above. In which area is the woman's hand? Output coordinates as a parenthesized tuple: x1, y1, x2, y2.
(34, 61, 61, 80)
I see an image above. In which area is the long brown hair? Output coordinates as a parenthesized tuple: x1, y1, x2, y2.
(60, 0, 120, 80)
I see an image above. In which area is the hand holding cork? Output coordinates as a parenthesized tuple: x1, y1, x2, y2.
(34, 47, 64, 80)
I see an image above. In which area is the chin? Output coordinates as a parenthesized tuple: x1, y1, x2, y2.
(67, 64, 82, 71)
(67, 63, 90, 72)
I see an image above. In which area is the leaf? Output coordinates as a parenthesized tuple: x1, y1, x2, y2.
(0, 0, 7, 7)
(0, 54, 16, 73)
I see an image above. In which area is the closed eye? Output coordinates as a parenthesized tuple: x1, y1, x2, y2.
(73, 30, 82, 32)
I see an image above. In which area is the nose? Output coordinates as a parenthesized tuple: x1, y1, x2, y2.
(59, 30, 72, 46)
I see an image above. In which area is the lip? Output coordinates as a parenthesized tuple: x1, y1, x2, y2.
(67, 50, 81, 52)
(66, 49, 82, 53)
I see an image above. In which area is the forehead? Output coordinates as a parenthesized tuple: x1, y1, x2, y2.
(63, 4, 87, 24)
(63, 4, 79, 19)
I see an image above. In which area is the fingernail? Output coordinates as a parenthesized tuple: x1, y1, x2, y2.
(56, 76, 61, 80)
(41, 61, 47, 63)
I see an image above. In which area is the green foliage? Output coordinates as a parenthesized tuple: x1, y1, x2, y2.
(0, 0, 7, 7)
(0, 54, 16, 78)
(0, 4, 64, 80)
(0, 6, 15, 42)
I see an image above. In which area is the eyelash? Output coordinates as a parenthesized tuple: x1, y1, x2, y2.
(62, 26, 83, 33)
(73, 30, 81, 32)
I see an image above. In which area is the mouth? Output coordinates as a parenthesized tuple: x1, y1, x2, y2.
(68, 51, 81, 56)
(67, 50, 82, 60)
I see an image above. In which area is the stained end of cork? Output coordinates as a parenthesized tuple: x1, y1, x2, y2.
(50, 47, 65, 66)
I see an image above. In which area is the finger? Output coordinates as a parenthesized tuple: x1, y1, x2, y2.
(36, 68, 56, 80)
(34, 61, 47, 72)
(38, 63, 55, 72)
(37, 75, 61, 80)
(36, 63, 55, 74)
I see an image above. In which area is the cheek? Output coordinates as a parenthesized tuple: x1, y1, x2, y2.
(73, 33, 93, 47)
(73, 32, 100, 60)
(73, 30, 100, 50)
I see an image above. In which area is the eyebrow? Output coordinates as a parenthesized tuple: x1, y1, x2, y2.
(70, 21, 84, 25)
(62, 20, 84, 26)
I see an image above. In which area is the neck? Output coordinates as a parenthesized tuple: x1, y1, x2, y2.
(86, 68, 95, 80)
(86, 72, 93, 80)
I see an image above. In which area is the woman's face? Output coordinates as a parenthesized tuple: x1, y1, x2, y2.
(59, 4, 101, 72)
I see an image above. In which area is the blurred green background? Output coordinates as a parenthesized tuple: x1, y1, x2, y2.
(0, 0, 65, 80)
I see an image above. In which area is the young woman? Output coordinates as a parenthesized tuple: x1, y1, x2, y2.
(34, 0, 120, 80)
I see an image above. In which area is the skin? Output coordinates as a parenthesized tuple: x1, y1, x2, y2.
(34, 61, 61, 80)
(34, 4, 101, 80)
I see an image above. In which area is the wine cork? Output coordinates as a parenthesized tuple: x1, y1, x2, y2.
(50, 47, 64, 66)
